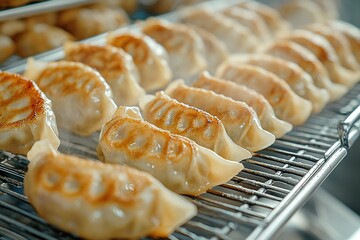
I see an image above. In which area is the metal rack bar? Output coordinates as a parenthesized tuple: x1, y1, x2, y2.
(0, 0, 359, 239)
(0, 0, 97, 21)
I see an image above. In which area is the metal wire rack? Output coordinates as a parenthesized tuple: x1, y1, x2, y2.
(1, 82, 359, 239)
(1, 0, 360, 239)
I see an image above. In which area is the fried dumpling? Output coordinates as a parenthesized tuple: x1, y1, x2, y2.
(222, 7, 272, 43)
(139, 92, 251, 161)
(165, 80, 275, 152)
(306, 23, 360, 72)
(0, 20, 26, 37)
(264, 41, 347, 101)
(284, 30, 360, 88)
(58, 4, 129, 40)
(14, 23, 74, 58)
(0, 72, 60, 155)
(24, 59, 117, 136)
(216, 63, 312, 126)
(141, 19, 206, 79)
(278, 0, 326, 28)
(312, 0, 339, 19)
(182, 9, 258, 53)
(187, 25, 228, 75)
(236, 1, 290, 38)
(98, 106, 243, 195)
(0, 35, 15, 64)
(25, 140, 196, 239)
(227, 54, 330, 113)
(192, 72, 292, 138)
(64, 42, 145, 106)
(107, 32, 171, 92)
(326, 21, 360, 65)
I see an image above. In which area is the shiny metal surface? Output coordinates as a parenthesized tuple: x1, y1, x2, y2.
(1, 0, 360, 239)
(1, 83, 359, 239)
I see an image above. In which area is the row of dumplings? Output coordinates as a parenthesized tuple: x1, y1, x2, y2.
(1, 1, 360, 239)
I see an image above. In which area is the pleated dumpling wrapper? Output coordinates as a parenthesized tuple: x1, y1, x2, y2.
(227, 54, 329, 113)
(192, 72, 292, 138)
(97, 106, 243, 195)
(139, 92, 251, 161)
(326, 21, 360, 66)
(141, 18, 206, 79)
(107, 32, 171, 92)
(306, 23, 360, 72)
(264, 40, 347, 101)
(216, 63, 312, 126)
(25, 140, 196, 240)
(182, 9, 258, 53)
(221, 7, 272, 43)
(64, 42, 145, 106)
(236, 1, 290, 38)
(278, 0, 326, 28)
(187, 25, 228, 75)
(0, 72, 60, 155)
(24, 59, 117, 136)
(284, 30, 360, 88)
(165, 80, 275, 152)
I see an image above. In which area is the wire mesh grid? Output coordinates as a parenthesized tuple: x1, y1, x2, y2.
(0, 83, 359, 240)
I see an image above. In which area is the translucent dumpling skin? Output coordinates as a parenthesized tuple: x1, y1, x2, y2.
(165, 80, 275, 152)
(25, 141, 196, 240)
(98, 106, 243, 195)
(139, 92, 251, 161)
(0, 71, 60, 155)
(24, 59, 117, 136)
(107, 32, 172, 92)
(192, 72, 292, 138)
(64, 42, 145, 106)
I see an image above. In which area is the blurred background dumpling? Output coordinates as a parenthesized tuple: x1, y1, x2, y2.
(58, 4, 129, 40)
(0, 35, 15, 63)
(14, 23, 74, 57)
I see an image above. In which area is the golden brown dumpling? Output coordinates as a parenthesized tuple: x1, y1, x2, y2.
(141, 18, 206, 79)
(278, 0, 326, 28)
(25, 140, 196, 239)
(0, 35, 15, 63)
(306, 23, 360, 72)
(182, 9, 258, 53)
(264, 40, 347, 101)
(187, 25, 229, 75)
(24, 59, 117, 136)
(327, 21, 360, 65)
(98, 106, 243, 195)
(227, 54, 330, 113)
(14, 23, 74, 57)
(0, 72, 60, 155)
(236, 1, 290, 38)
(23, 12, 58, 27)
(222, 7, 272, 42)
(284, 30, 360, 88)
(165, 80, 275, 152)
(58, 4, 129, 40)
(107, 32, 171, 92)
(139, 92, 251, 161)
(64, 42, 145, 106)
(192, 72, 292, 138)
(312, 0, 339, 19)
(216, 63, 312, 126)
(0, 20, 26, 37)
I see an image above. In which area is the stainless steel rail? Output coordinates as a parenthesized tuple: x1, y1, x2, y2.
(1, 83, 359, 240)
(1, 0, 360, 239)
